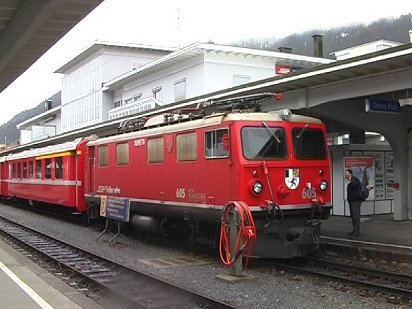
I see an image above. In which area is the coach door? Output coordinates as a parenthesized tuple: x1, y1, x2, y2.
(89, 146, 96, 192)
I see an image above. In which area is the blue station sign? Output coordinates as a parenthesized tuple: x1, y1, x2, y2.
(365, 99, 401, 114)
(100, 196, 130, 222)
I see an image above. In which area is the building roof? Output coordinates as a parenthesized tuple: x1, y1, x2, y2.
(55, 40, 178, 73)
(330, 39, 403, 58)
(103, 42, 335, 90)
(16, 105, 61, 130)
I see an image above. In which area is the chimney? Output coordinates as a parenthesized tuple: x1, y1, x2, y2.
(312, 34, 324, 58)
(44, 99, 52, 111)
(409, 30, 412, 43)
(278, 47, 293, 54)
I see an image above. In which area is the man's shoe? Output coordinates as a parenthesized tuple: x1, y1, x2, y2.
(347, 231, 355, 235)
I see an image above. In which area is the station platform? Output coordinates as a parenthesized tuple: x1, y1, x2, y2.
(320, 214, 412, 248)
(0, 239, 100, 309)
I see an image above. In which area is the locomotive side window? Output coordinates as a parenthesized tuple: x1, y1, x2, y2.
(292, 127, 326, 160)
(55, 157, 63, 179)
(36, 160, 42, 178)
(177, 132, 197, 161)
(116, 143, 129, 165)
(241, 127, 287, 160)
(148, 138, 164, 163)
(98, 145, 109, 167)
(205, 129, 229, 158)
(45, 159, 52, 179)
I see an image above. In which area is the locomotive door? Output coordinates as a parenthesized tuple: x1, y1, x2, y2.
(89, 146, 96, 192)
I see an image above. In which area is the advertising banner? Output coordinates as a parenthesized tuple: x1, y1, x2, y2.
(344, 157, 375, 201)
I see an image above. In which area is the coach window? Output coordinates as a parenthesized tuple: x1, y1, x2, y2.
(177, 132, 197, 161)
(205, 129, 229, 158)
(22, 162, 27, 178)
(28, 161, 34, 178)
(17, 162, 21, 178)
(11, 163, 16, 178)
(148, 138, 164, 163)
(45, 159, 52, 179)
(98, 145, 109, 167)
(55, 157, 63, 179)
(36, 160, 42, 178)
(116, 143, 129, 165)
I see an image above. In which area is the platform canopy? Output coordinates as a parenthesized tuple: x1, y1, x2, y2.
(0, 0, 103, 93)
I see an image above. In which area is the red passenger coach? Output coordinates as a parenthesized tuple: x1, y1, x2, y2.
(85, 101, 332, 258)
(1, 138, 88, 212)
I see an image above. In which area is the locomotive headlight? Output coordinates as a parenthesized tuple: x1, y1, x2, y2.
(319, 180, 328, 191)
(252, 181, 263, 195)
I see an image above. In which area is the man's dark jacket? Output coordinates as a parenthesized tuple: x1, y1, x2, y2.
(347, 176, 361, 203)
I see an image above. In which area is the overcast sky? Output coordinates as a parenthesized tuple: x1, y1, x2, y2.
(0, 0, 411, 125)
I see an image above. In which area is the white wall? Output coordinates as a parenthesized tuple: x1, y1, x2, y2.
(110, 52, 281, 113)
(61, 47, 168, 132)
(116, 55, 205, 106)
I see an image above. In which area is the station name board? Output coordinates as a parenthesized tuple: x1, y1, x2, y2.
(365, 99, 401, 114)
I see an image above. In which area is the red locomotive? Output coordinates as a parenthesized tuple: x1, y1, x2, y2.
(0, 94, 332, 258)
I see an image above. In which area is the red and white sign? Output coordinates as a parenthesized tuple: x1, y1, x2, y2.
(275, 64, 292, 75)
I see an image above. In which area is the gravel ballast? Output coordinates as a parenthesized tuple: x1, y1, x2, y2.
(0, 203, 406, 309)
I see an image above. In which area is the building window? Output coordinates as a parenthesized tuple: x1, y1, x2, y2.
(177, 132, 197, 161)
(174, 79, 186, 102)
(205, 129, 230, 158)
(116, 143, 129, 165)
(153, 87, 162, 101)
(55, 157, 63, 179)
(233, 74, 251, 87)
(148, 138, 164, 163)
(98, 145, 109, 167)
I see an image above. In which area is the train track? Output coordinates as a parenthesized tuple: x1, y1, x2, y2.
(269, 256, 412, 300)
(0, 215, 234, 309)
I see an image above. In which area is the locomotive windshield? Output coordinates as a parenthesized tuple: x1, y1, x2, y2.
(241, 127, 287, 160)
(292, 126, 327, 160)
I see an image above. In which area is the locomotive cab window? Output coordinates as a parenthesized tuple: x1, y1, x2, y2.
(177, 132, 197, 161)
(98, 145, 109, 167)
(292, 126, 326, 160)
(205, 129, 229, 158)
(148, 138, 164, 163)
(116, 143, 129, 165)
(241, 126, 287, 160)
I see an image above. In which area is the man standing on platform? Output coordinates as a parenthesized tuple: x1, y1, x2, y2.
(344, 169, 362, 237)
